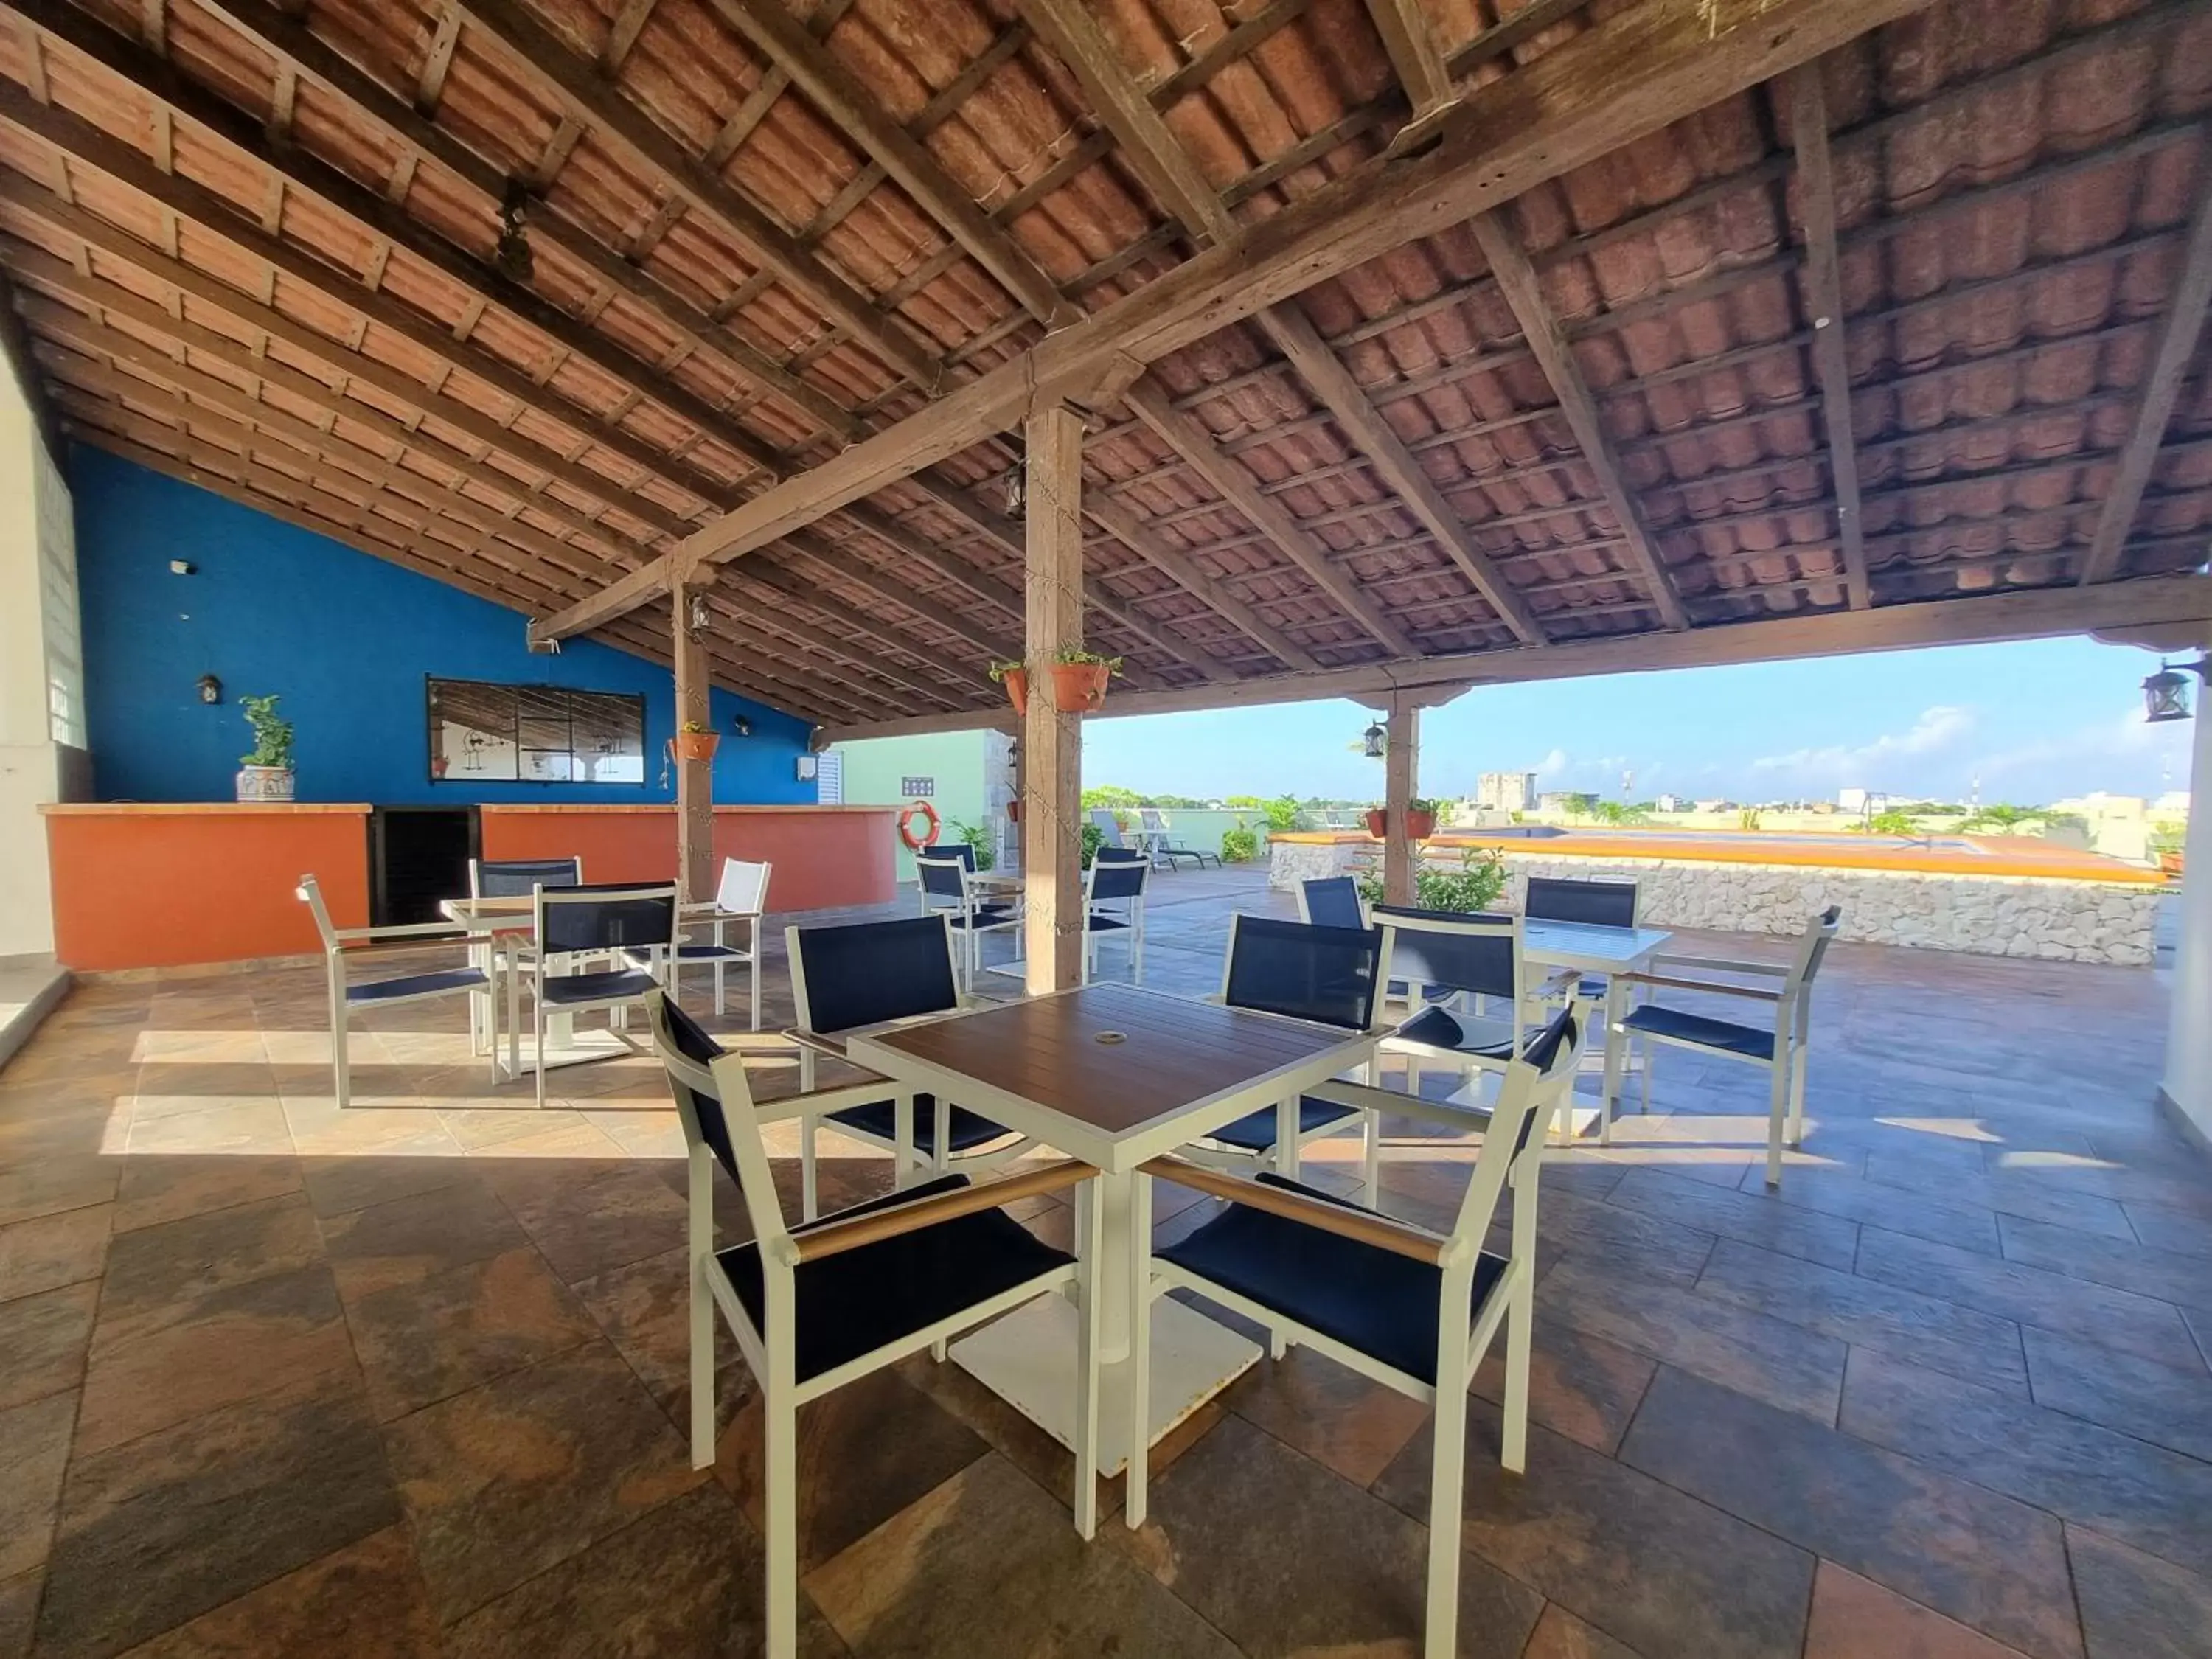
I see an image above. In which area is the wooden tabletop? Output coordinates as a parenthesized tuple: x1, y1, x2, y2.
(859, 984, 1364, 1138)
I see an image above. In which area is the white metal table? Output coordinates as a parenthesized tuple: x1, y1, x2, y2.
(1471, 919, 1673, 1138)
(848, 981, 1377, 1474)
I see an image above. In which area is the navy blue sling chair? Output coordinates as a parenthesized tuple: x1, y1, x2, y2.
(1371, 903, 1571, 1103)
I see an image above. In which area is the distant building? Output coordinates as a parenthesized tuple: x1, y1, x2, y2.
(1655, 793, 1686, 813)
(1837, 787, 1878, 815)
(1476, 771, 1539, 813)
(1539, 790, 1599, 815)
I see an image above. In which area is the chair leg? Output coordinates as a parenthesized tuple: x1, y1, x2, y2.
(801, 1120, 820, 1222)
(1362, 1108, 1381, 1197)
(1125, 1174, 1154, 1530)
(1788, 1037, 1809, 1146)
(1641, 1036, 1655, 1113)
(749, 944, 762, 1033)
(687, 1155, 715, 1470)
(506, 958, 520, 1084)
(533, 990, 549, 1110)
(763, 1385, 799, 1659)
(1599, 1014, 1624, 1149)
(1072, 1180, 1103, 1540)
(1764, 1055, 1789, 1188)
(1502, 1269, 1534, 1474)
(714, 958, 726, 1019)
(327, 973, 350, 1112)
(1425, 1362, 1470, 1659)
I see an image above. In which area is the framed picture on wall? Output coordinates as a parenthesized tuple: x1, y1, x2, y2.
(426, 678, 647, 785)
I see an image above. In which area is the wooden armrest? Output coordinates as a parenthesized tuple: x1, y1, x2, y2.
(1616, 973, 1783, 1003)
(782, 1026, 849, 1060)
(1304, 1077, 1495, 1135)
(790, 1158, 1097, 1262)
(1140, 1157, 1450, 1265)
(1651, 953, 1789, 977)
(338, 933, 495, 956)
(750, 1073, 900, 1125)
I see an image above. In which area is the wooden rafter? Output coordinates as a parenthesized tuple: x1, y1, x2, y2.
(779, 529, 1020, 664)
(1079, 490, 1324, 672)
(536, 0, 1919, 639)
(1253, 304, 1549, 646)
(1784, 60, 1868, 610)
(1467, 211, 1688, 630)
(1121, 376, 1420, 655)
(721, 560, 984, 709)
(1363, 0, 1453, 129)
(449, 0, 940, 390)
(703, 0, 1076, 329)
(2079, 151, 2212, 585)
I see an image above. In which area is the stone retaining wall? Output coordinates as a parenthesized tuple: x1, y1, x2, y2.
(1267, 838, 2162, 966)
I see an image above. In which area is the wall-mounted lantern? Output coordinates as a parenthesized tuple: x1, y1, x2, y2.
(196, 673, 223, 705)
(731, 715, 752, 738)
(1361, 719, 1387, 758)
(688, 591, 712, 633)
(2142, 658, 2208, 723)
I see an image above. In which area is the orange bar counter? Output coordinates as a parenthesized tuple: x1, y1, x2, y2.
(479, 804, 897, 913)
(43, 803, 372, 973)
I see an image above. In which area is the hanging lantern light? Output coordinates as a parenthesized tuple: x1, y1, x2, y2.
(1362, 719, 1388, 758)
(2143, 658, 2206, 724)
(688, 591, 712, 633)
(1003, 464, 1026, 521)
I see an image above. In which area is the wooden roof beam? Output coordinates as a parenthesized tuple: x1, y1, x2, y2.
(1363, 0, 1453, 141)
(1784, 60, 1868, 610)
(2079, 147, 2212, 584)
(1253, 304, 1549, 646)
(533, 0, 1933, 638)
(723, 560, 987, 709)
(1467, 211, 1688, 630)
(704, 0, 1074, 329)
(194, 0, 861, 443)
(818, 574, 2212, 740)
(781, 529, 1020, 664)
(451, 0, 940, 390)
(1122, 376, 1420, 655)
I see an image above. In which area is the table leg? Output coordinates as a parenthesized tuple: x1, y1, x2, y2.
(947, 1164, 1260, 1475)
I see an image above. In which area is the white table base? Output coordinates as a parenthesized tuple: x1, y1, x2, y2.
(950, 1293, 1261, 1477)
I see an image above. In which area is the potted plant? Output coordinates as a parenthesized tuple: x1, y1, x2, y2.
(235, 694, 295, 801)
(990, 659, 1028, 716)
(1405, 797, 1441, 840)
(1048, 647, 1121, 713)
(1006, 799, 1021, 824)
(1363, 803, 1387, 838)
(671, 720, 720, 762)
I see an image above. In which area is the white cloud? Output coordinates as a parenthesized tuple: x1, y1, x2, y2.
(1750, 706, 1976, 788)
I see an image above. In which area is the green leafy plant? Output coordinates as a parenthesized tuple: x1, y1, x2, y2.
(1080, 821, 1105, 868)
(678, 720, 714, 734)
(1357, 846, 1506, 914)
(239, 694, 294, 770)
(1053, 647, 1123, 673)
(1738, 807, 1763, 831)
(1961, 803, 2045, 834)
(1220, 825, 1259, 863)
(1408, 796, 1443, 816)
(1082, 785, 1142, 809)
(1590, 799, 1652, 827)
(947, 817, 995, 872)
(1865, 808, 1919, 837)
(1261, 794, 1302, 834)
(987, 660, 1023, 683)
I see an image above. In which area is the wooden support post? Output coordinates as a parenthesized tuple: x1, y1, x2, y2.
(673, 583, 714, 903)
(1022, 402, 1086, 994)
(1382, 690, 1420, 906)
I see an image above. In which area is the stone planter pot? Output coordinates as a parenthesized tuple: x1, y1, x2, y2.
(236, 765, 294, 802)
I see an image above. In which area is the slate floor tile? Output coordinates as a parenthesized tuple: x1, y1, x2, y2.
(1541, 1256, 1846, 1424)
(1840, 1349, 2212, 1580)
(382, 1340, 706, 1624)
(114, 1526, 439, 1658)
(1622, 1367, 2079, 1659)
(1221, 1345, 1433, 1486)
(1802, 1562, 2031, 1658)
(347, 1247, 600, 1421)
(1374, 1399, 1816, 1659)
(0, 1572, 34, 1659)
(2067, 1525, 2212, 1659)
(1115, 1413, 1544, 1658)
(1695, 1237, 2029, 1395)
(36, 1374, 397, 1659)
(0, 1155, 117, 1231)
(1997, 1214, 2212, 1319)
(717, 1366, 988, 1573)
(318, 1177, 527, 1300)
(1604, 1165, 1860, 1269)
(1853, 1226, 2203, 1374)
(0, 1207, 110, 1303)
(572, 1245, 754, 1429)
(807, 1455, 1238, 1658)
(495, 1166, 689, 1284)
(2022, 1327, 2212, 1464)
(1470, 1314, 1658, 1456)
(1735, 1158, 2002, 1255)
(0, 1282, 96, 1411)
(1860, 1155, 2138, 1242)
(0, 1392, 74, 1579)
(444, 1484, 847, 1659)
(109, 1157, 301, 1234)
(1521, 1602, 1645, 1658)
(91, 1194, 324, 1356)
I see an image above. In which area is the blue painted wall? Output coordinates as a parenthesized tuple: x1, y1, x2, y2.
(70, 448, 817, 805)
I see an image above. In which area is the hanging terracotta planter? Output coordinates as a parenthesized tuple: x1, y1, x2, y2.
(1405, 808, 1437, 841)
(1049, 660, 1113, 712)
(671, 728, 720, 762)
(1363, 807, 1388, 838)
(1006, 800, 1022, 824)
(1000, 667, 1029, 717)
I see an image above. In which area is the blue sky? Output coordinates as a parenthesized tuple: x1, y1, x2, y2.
(1082, 636, 2199, 807)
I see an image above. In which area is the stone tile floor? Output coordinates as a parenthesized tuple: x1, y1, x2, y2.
(1, 866, 2210, 1657)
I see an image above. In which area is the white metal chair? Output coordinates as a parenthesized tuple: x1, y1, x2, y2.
(1604, 905, 1842, 1185)
(508, 881, 680, 1106)
(1082, 855, 1149, 984)
(625, 857, 770, 1026)
(1178, 914, 1395, 1194)
(1372, 905, 1566, 1101)
(1130, 998, 1594, 1659)
(784, 914, 1032, 1220)
(296, 874, 496, 1109)
(916, 853, 1019, 992)
(645, 991, 1104, 1659)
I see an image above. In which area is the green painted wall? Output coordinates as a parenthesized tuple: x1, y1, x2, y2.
(832, 729, 998, 882)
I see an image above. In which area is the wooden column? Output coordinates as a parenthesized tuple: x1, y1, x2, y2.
(1382, 690, 1420, 906)
(672, 583, 714, 903)
(1021, 402, 1085, 993)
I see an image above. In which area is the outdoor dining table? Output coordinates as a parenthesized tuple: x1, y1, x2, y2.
(846, 981, 1379, 1474)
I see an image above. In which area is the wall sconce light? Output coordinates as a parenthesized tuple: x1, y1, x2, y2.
(2143, 658, 2208, 723)
(170, 559, 196, 576)
(196, 673, 223, 705)
(1003, 465, 1026, 521)
(688, 592, 712, 633)
(731, 716, 752, 738)
(1362, 719, 1387, 758)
